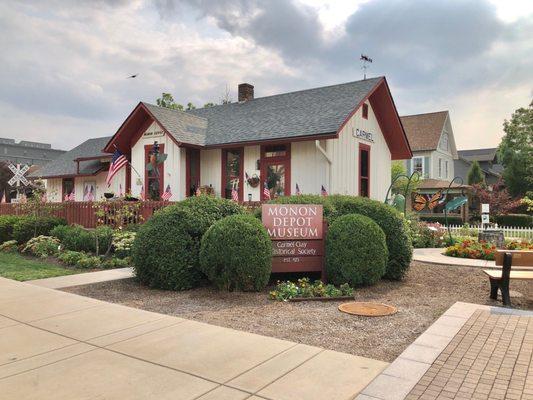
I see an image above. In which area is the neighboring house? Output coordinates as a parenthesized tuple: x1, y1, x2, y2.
(0, 138, 65, 166)
(454, 148, 502, 186)
(400, 111, 458, 181)
(29, 137, 125, 202)
(30, 76, 412, 202)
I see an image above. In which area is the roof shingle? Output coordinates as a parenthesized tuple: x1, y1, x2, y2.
(400, 111, 448, 152)
(29, 136, 111, 178)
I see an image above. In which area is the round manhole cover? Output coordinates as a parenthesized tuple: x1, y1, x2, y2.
(338, 302, 397, 317)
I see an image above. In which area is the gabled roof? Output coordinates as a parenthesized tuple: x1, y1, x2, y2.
(186, 77, 382, 145)
(400, 111, 449, 152)
(28, 136, 111, 179)
(458, 148, 498, 162)
(106, 77, 412, 159)
(142, 103, 207, 146)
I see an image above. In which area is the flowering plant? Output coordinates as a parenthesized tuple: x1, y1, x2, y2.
(445, 239, 497, 260)
(22, 236, 60, 258)
(269, 278, 353, 301)
(112, 230, 136, 258)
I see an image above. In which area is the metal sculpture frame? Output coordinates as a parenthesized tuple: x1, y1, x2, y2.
(443, 176, 468, 243)
(384, 171, 420, 215)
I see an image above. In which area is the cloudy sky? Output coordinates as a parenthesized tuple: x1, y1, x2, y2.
(1, 0, 532, 151)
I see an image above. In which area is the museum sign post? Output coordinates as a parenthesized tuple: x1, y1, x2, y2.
(261, 204, 326, 281)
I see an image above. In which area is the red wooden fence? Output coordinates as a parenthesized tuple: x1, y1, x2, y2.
(0, 201, 174, 228)
(0, 200, 263, 228)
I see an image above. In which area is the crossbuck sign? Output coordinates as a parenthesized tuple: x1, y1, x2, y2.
(8, 164, 30, 187)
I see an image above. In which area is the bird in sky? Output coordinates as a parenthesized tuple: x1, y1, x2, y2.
(126, 74, 138, 79)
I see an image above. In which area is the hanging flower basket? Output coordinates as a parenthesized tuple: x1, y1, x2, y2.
(247, 174, 260, 188)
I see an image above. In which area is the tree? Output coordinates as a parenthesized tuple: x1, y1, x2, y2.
(156, 93, 181, 110)
(390, 161, 419, 196)
(497, 101, 533, 197)
(186, 102, 196, 110)
(467, 161, 485, 185)
(203, 102, 215, 108)
(471, 179, 521, 215)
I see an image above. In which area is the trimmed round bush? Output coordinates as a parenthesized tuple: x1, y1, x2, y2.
(200, 214, 272, 291)
(132, 207, 201, 290)
(328, 195, 412, 280)
(174, 195, 245, 237)
(132, 196, 245, 291)
(12, 216, 67, 243)
(325, 213, 387, 287)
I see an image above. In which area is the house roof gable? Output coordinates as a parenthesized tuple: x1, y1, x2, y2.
(400, 111, 449, 152)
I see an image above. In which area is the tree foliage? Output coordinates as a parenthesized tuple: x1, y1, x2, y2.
(391, 161, 419, 196)
(467, 161, 485, 185)
(471, 179, 521, 215)
(497, 102, 533, 196)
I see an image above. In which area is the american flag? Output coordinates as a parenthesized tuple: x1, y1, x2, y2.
(161, 185, 172, 201)
(321, 185, 328, 197)
(106, 149, 128, 187)
(231, 184, 239, 202)
(263, 180, 271, 200)
(295, 183, 301, 195)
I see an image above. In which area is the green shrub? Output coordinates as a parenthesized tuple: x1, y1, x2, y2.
(76, 255, 101, 269)
(22, 236, 60, 258)
(132, 207, 203, 290)
(101, 256, 130, 269)
(173, 195, 246, 237)
(494, 214, 532, 228)
(0, 240, 18, 253)
(200, 214, 272, 291)
(58, 250, 86, 266)
(0, 215, 25, 243)
(13, 216, 67, 243)
(328, 195, 412, 280)
(50, 224, 113, 254)
(325, 214, 387, 287)
(132, 196, 245, 291)
(419, 214, 463, 225)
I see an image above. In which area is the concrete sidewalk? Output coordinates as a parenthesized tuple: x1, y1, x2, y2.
(0, 277, 388, 400)
(27, 267, 134, 289)
(413, 248, 496, 268)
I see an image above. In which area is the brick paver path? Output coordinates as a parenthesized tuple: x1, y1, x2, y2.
(406, 310, 533, 400)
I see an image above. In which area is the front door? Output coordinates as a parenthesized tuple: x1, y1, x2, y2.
(186, 148, 201, 197)
(222, 148, 244, 201)
(261, 144, 291, 200)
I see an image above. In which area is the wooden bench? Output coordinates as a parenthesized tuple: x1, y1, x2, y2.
(483, 250, 533, 306)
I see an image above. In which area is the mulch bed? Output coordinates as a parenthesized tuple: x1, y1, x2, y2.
(64, 261, 533, 362)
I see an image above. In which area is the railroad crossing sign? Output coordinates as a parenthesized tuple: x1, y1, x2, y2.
(7, 163, 30, 187)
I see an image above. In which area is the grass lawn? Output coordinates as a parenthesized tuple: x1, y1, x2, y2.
(0, 252, 83, 281)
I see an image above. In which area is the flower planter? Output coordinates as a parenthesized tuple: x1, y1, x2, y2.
(288, 295, 354, 302)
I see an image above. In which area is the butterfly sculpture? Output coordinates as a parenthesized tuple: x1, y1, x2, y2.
(413, 190, 445, 211)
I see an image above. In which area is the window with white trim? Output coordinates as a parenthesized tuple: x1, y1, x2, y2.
(413, 157, 424, 176)
(445, 160, 449, 179)
(438, 158, 442, 178)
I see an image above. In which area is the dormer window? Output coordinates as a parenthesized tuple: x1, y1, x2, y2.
(362, 103, 369, 119)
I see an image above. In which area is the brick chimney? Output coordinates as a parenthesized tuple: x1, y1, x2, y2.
(238, 83, 254, 102)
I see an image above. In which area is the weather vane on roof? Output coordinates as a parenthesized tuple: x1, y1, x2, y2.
(360, 54, 373, 80)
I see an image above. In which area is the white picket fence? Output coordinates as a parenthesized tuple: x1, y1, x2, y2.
(446, 224, 533, 240)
